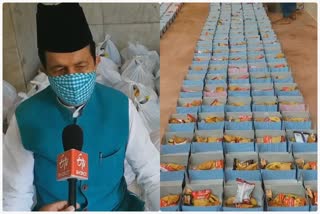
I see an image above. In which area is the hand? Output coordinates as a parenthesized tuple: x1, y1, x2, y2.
(39, 201, 80, 211)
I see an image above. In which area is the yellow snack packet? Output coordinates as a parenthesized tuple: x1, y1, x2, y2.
(203, 116, 224, 123)
(255, 117, 281, 122)
(230, 102, 245, 106)
(283, 117, 308, 122)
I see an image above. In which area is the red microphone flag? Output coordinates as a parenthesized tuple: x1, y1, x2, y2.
(57, 149, 88, 181)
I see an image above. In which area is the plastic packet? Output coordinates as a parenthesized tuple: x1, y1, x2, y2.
(167, 135, 189, 145)
(234, 178, 255, 203)
(193, 160, 224, 170)
(233, 159, 258, 170)
(160, 163, 185, 172)
(160, 194, 180, 207)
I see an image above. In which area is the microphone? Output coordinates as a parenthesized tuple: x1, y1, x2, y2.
(57, 124, 88, 209)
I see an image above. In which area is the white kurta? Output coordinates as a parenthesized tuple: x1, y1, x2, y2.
(3, 98, 160, 211)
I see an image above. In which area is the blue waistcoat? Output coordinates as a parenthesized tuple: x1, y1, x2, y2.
(15, 83, 141, 211)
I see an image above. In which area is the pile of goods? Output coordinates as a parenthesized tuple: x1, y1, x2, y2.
(160, 3, 317, 211)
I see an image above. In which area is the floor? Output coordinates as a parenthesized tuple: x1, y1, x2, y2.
(160, 3, 317, 137)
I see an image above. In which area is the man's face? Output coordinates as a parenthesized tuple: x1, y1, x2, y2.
(45, 45, 100, 77)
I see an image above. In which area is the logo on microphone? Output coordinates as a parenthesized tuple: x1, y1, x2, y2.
(59, 155, 69, 170)
(77, 153, 86, 170)
(57, 149, 88, 181)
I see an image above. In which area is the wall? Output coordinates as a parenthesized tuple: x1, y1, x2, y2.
(3, 3, 38, 92)
(3, 3, 159, 92)
(82, 3, 159, 51)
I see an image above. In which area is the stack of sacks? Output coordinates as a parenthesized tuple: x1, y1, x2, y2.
(96, 35, 161, 203)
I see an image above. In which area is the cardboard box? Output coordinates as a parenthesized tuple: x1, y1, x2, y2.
(194, 47, 212, 55)
(210, 58, 229, 65)
(226, 96, 251, 112)
(248, 62, 269, 73)
(223, 130, 255, 153)
(168, 113, 196, 132)
(264, 42, 282, 51)
(188, 69, 207, 76)
(181, 181, 223, 211)
(228, 73, 250, 84)
(268, 62, 289, 72)
(203, 83, 228, 98)
(271, 72, 294, 83)
(222, 182, 264, 211)
(188, 152, 224, 181)
(224, 168, 262, 183)
(161, 153, 189, 181)
(176, 98, 202, 114)
(180, 85, 203, 98)
(201, 97, 226, 112)
(250, 72, 272, 83)
(191, 60, 210, 66)
(192, 130, 223, 152)
(282, 111, 312, 130)
(253, 112, 282, 130)
(255, 130, 287, 152)
(259, 152, 296, 180)
(208, 64, 228, 74)
(264, 181, 310, 211)
(275, 83, 301, 96)
(162, 131, 193, 155)
(251, 83, 275, 96)
(193, 55, 211, 62)
(205, 73, 227, 84)
(225, 152, 260, 179)
(286, 129, 317, 153)
(228, 63, 248, 74)
(278, 96, 306, 112)
(211, 52, 229, 58)
(293, 152, 317, 181)
(198, 112, 225, 130)
(229, 47, 246, 54)
(247, 50, 264, 56)
(184, 74, 206, 81)
(304, 180, 317, 211)
(266, 56, 287, 65)
(160, 180, 183, 211)
(252, 96, 278, 112)
(225, 112, 253, 130)
(189, 64, 208, 71)
(183, 79, 204, 87)
(248, 54, 265, 62)
(228, 83, 251, 97)
(228, 56, 247, 65)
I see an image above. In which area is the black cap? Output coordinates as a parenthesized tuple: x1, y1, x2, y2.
(36, 3, 93, 53)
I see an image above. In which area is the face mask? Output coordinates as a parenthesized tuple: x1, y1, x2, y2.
(48, 72, 96, 106)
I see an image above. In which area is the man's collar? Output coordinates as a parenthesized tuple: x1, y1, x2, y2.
(56, 97, 86, 118)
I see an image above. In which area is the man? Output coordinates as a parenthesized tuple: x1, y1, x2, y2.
(3, 3, 159, 211)
(273, 3, 297, 25)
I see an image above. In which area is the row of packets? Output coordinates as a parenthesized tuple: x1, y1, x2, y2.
(182, 82, 301, 96)
(176, 96, 308, 112)
(161, 150, 317, 211)
(168, 111, 312, 132)
(162, 129, 317, 154)
(161, 168, 317, 211)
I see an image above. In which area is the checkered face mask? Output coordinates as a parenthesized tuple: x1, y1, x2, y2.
(49, 72, 96, 106)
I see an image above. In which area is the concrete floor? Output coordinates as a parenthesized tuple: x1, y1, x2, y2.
(160, 3, 317, 137)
